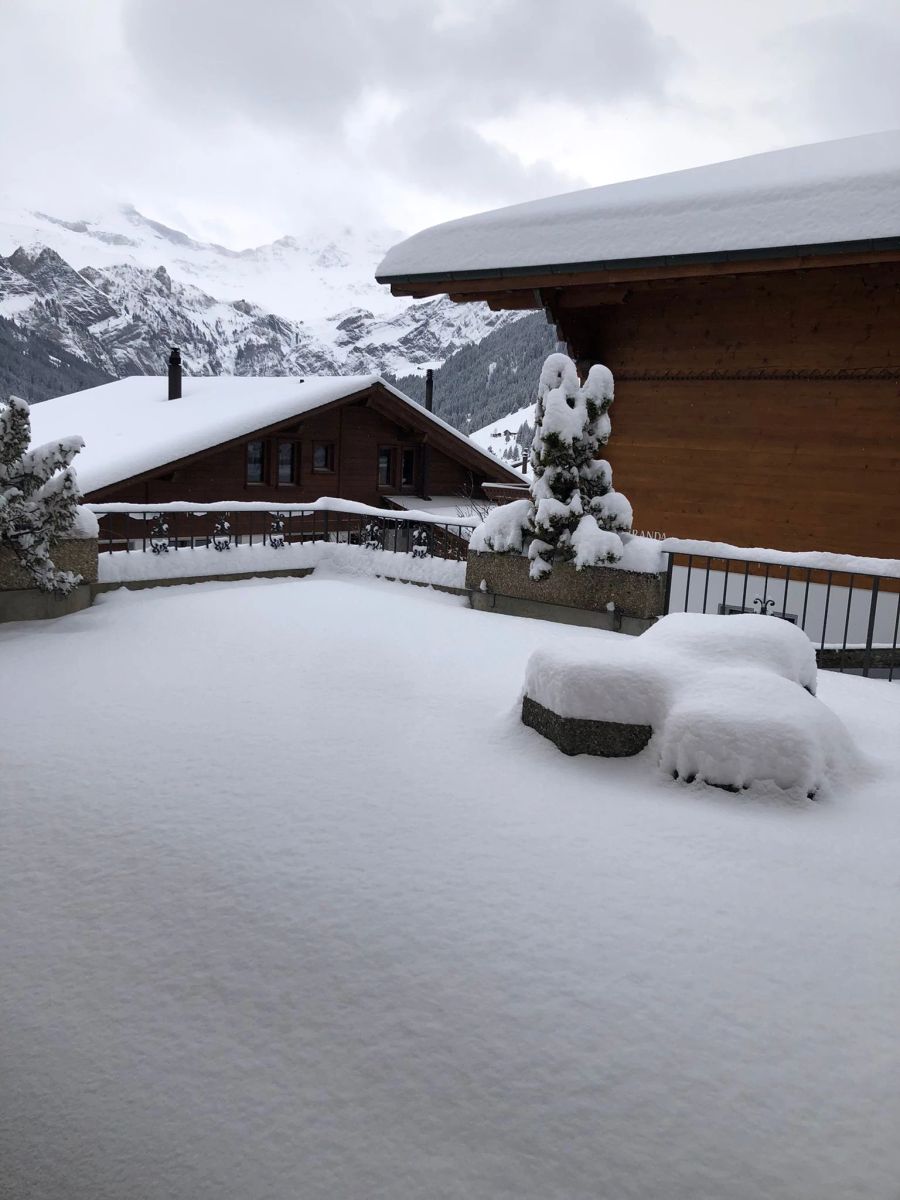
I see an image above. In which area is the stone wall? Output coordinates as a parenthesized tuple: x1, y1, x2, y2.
(466, 550, 665, 631)
(0, 538, 98, 623)
(0, 538, 99, 590)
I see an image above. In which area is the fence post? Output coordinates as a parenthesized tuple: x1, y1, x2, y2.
(662, 552, 675, 615)
(862, 576, 880, 678)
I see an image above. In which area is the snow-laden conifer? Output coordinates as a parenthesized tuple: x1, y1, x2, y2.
(0, 395, 85, 594)
(471, 353, 632, 577)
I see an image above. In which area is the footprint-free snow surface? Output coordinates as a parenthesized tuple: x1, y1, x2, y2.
(2, 576, 898, 1200)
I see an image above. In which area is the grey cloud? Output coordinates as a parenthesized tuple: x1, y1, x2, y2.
(772, 11, 900, 136)
(121, 0, 677, 214)
(9, 0, 900, 249)
(370, 106, 586, 206)
(123, 0, 677, 136)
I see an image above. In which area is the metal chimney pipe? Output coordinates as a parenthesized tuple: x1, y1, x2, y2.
(167, 347, 182, 400)
(424, 368, 434, 413)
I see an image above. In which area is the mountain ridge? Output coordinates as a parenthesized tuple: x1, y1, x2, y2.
(0, 202, 546, 427)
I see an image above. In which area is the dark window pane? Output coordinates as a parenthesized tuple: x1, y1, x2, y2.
(313, 442, 334, 472)
(246, 440, 264, 484)
(278, 441, 295, 484)
(401, 448, 416, 487)
(378, 448, 393, 486)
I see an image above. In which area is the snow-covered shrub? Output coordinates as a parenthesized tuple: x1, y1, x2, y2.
(473, 353, 632, 578)
(0, 395, 85, 595)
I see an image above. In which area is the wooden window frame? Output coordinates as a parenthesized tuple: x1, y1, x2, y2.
(312, 441, 336, 474)
(400, 445, 418, 493)
(276, 439, 301, 487)
(245, 438, 267, 486)
(377, 445, 397, 490)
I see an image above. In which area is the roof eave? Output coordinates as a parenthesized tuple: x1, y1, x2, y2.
(377, 235, 900, 289)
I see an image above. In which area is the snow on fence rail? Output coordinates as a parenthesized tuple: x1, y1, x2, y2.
(661, 545, 900, 679)
(660, 537, 900, 580)
(88, 498, 481, 527)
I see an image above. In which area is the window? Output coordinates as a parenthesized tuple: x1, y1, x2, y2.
(313, 442, 335, 472)
(246, 439, 265, 485)
(401, 447, 416, 489)
(377, 447, 395, 487)
(277, 441, 297, 485)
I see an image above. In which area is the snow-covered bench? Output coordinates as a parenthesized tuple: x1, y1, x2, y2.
(523, 613, 850, 796)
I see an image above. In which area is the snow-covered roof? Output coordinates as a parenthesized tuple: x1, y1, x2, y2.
(377, 131, 900, 282)
(28, 374, 521, 494)
(385, 494, 491, 520)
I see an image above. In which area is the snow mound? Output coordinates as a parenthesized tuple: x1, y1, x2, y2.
(641, 611, 818, 694)
(470, 497, 532, 554)
(525, 613, 851, 797)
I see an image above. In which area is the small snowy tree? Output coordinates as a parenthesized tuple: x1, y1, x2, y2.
(471, 353, 633, 578)
(0, 396, 85, 595)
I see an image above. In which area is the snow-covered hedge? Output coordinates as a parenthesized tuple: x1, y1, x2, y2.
(472, 353, 633, 578)
(0, 395, 88, 594)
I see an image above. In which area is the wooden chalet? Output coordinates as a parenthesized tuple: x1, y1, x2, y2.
(377, 131, 900, 557)
(30, 365, 524, 511)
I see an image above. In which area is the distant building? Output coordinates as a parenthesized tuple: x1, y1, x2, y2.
(30, 365, 523, 513)
(377, 131, 900, 557)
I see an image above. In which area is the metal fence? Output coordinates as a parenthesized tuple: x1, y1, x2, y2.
(90, 504, 474, 562)
(662, 550, 900, 679)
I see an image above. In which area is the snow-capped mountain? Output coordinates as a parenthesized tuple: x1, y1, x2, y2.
(0, 203, 402, 326)
(0, 203, 522, 399)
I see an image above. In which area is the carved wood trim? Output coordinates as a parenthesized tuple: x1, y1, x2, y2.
(613, 367, 900, 382)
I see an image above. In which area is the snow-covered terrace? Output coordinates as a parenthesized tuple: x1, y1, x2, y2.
(2, 574, 898, 1199)
(377, 130, 900, 284)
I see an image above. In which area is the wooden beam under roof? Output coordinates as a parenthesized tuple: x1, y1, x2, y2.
(384, 245, 900, 302)
(448, 290, 540, 309)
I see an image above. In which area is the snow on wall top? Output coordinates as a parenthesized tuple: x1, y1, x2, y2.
(377, 131, 900, 281)
(28, 374, 519, 496)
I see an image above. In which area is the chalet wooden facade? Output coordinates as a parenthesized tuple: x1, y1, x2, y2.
(378, 133, 900, 558)
(31, 373, 523, 510)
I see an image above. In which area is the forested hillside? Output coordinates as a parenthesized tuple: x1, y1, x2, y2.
(390, 311, 557, 433)
(0, 316, 112, 404)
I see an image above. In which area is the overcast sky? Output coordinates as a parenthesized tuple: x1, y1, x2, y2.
(3, 0, 899, 248)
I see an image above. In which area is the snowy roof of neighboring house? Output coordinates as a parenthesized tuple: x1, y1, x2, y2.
(28, 374, 522, 494)
(384, 494, 493, 520)
(377, 131, 900, 284)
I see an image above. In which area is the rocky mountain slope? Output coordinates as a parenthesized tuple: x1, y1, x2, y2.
(0, 204, 522, 402)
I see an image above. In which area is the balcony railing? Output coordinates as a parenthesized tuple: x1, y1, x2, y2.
(89, 500, 478, 562)
(662, 544, 900, 680)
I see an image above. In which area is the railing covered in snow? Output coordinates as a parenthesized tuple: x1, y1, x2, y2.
(89, 499, 477, 563)
(661, 540, 900, 680)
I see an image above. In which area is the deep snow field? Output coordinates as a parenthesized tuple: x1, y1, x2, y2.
(2, 574, 898, 1200)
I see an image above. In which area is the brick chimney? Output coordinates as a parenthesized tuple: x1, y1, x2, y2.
(167, 347, 182, 400)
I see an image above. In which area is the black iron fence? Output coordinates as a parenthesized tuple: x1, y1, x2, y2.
(89, 504, 474, 562)
(662, 550, 900, 679)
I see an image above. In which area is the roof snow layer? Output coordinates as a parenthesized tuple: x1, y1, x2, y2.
(377, 131, 900, 281)
(28, 374, 522, 495)
(28, 376, 377, 495)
